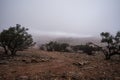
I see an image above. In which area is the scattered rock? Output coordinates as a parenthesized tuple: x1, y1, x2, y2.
(16, 76, 29, 80)
(83, 66, 96, 70)
(31, 58, 39, 63)
(0, 60, 9, 64)
(98, 77, 113, 80)
(73, 61, 89, 67)
(114, 77, 120, 80)
(61, 72, 67, 79)
(40, 58, 49, 62)
(22, 59, 30, 63)
(11, 70, 17, 73)
(71, 76, 80, 80)
(22, 59, 26, 62)
(0, 76, 2, 80)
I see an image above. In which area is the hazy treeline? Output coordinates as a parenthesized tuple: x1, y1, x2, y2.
(39, 41, 101, 55)
(40, 31, 120, 60)
(0, 24, 120, 60)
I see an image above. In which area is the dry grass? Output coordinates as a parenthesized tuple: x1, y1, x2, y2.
(0, 49, 120, 80)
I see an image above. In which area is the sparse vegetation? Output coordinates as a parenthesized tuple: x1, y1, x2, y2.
(72, 43, 101, 55)
(40, 41, 69, 52)
(0, 49, 119, 80)
(40, 41, 101, 55)
(0, 25, 119, 80)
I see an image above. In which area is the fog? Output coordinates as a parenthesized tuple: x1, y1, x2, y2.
(0, 0, 120, 37)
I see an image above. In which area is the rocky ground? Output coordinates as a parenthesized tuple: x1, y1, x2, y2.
(0, 49, 120, 80)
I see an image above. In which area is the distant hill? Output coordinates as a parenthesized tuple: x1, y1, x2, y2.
(33, 34, 101, 47)
(54, 37, 101, 45)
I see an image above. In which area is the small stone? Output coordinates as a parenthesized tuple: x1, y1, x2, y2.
(31, 58, 38, 63)
(73, 61, 89, 67)
(16, 76, 29, 80)
(40, 59, 49, 62)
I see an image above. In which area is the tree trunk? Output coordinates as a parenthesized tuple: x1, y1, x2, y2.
(11, 50, 17, 56)
(105, 54, 111, 60)
(3, 46, 8, 55)
(4, 49, 8, 55)
(104, 43, 111, 60)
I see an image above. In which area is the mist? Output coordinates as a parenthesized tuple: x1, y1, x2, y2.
(0, 0, 120, 37)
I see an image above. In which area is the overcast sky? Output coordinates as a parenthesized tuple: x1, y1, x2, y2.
(0, 0, 120, 37)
